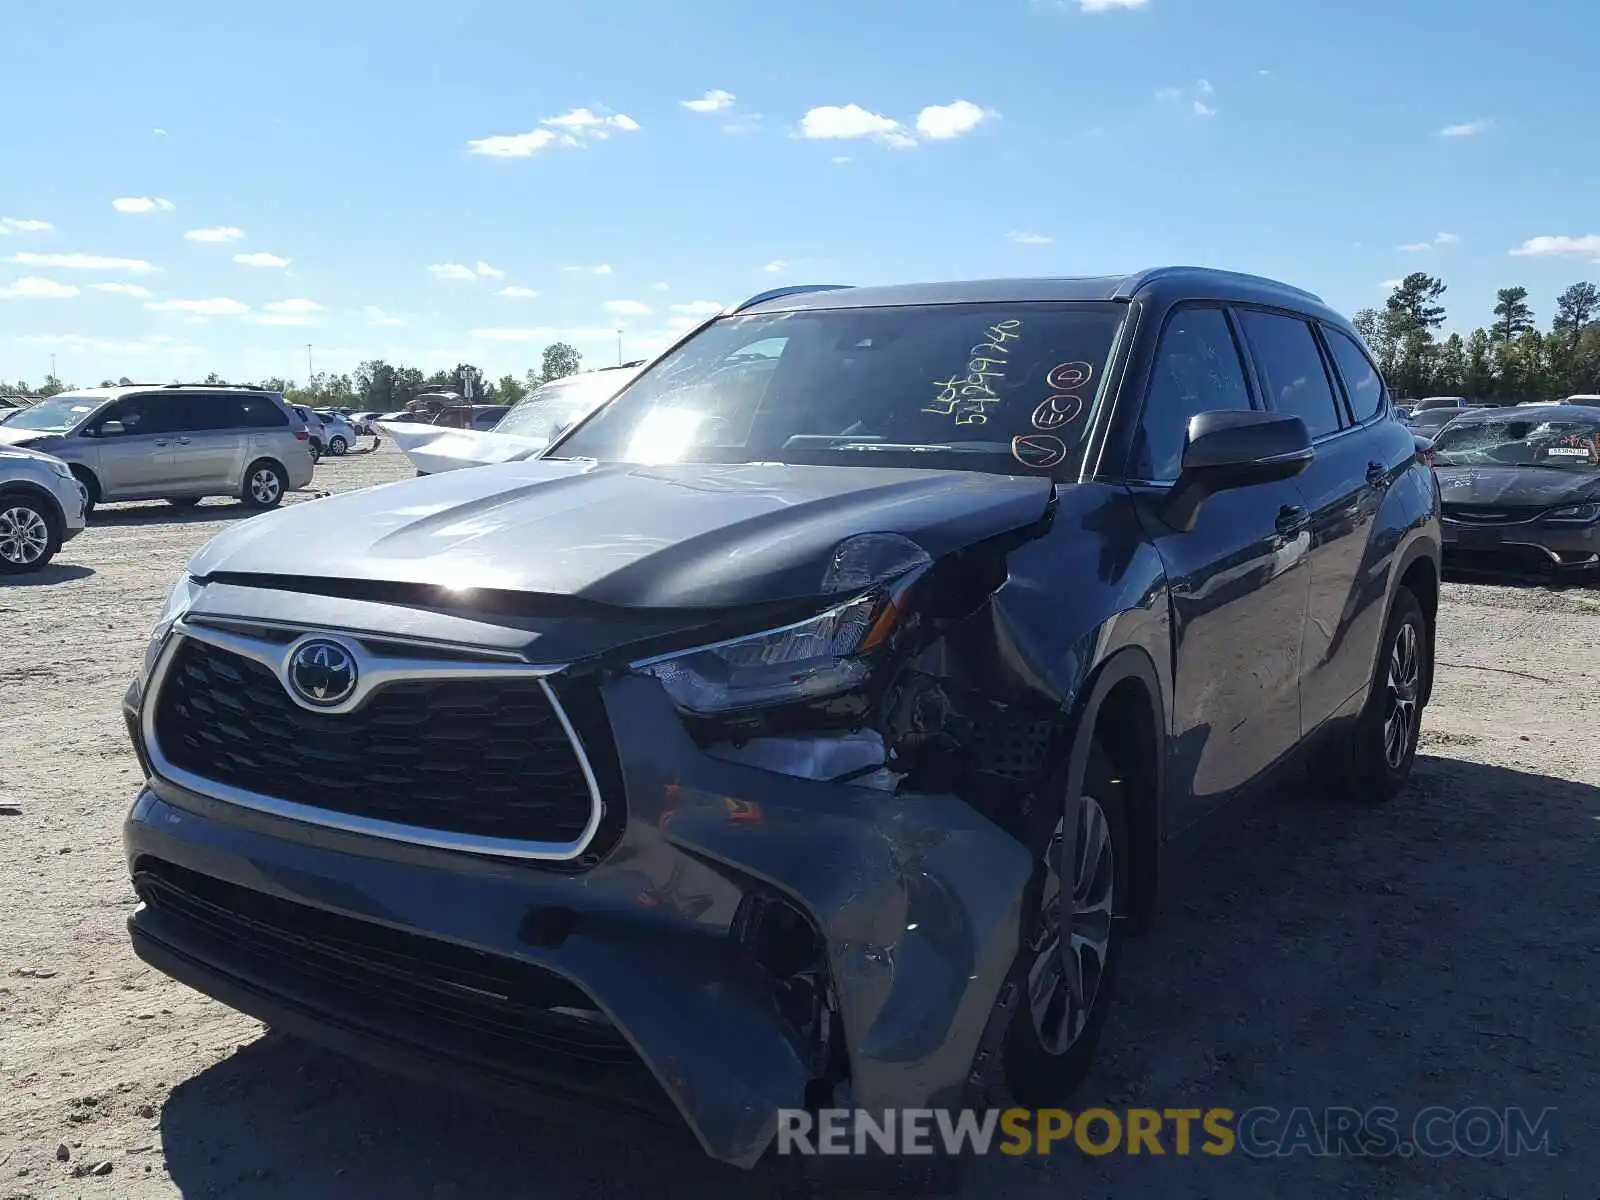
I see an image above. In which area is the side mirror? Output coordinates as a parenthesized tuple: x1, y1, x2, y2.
(1165, 410, 1312, 532)
(99, 420, 126, 437)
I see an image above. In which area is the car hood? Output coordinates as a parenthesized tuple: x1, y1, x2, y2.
(189, 459, 1055, 609)
(0, 443, 68, 468)
(1434, 464, 1600, 508)
(0, 427, 63, 449)
(378, 422, 548, 474)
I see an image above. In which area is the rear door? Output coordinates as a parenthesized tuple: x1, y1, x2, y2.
(1234, 309, 1382, 733)
(170, 393, 250, 491)
(1127, 304, 1311, 829)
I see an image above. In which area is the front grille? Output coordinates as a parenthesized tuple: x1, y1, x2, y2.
(1439, 504, 1536, 525)
(133, 858, 675, 1116)
(153, 637, 597, 846)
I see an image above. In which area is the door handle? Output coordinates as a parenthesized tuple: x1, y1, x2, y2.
(1366, 461, 1389, 488)
(152, 438, 170, 447)
(176, 437, 191, 445)
(1276, 504, 1308, 536)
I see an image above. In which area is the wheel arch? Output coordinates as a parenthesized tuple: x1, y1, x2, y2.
(1390, 535, 1439, 706)
(1061, 644, 1165, 935)
(66, 462, 101, 504)
(0, 479, 67, 530)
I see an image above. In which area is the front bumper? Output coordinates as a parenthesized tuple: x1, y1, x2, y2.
(1441, 516, 1600, 571)
(123, 672, 1033, 1170)
(54, 474, 88, 538)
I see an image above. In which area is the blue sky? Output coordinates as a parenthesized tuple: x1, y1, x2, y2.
(3, 0, 1598, 388)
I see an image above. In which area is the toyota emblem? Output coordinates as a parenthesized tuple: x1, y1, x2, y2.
(287, 639, 358, 707)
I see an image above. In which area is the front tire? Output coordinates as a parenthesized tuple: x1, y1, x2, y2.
(0, 493, 62, 574)
(240, 460, 287, 510)
(69, 467, 99, 517)
(1003, 742, 1127, 1106)
(1320, 587, 1428, 802)
(328, 435, 348, 456)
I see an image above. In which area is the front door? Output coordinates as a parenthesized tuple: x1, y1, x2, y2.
(1126, 305, 1311, 832)
(87, 393, 188, 498)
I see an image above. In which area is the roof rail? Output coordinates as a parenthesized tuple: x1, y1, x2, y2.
(161, 382, 274, 391)
(730, 283, 853, 314)
(1112, 266, 1324, 305)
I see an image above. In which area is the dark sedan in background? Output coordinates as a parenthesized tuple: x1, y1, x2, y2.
(1433, 403, 1600, 573)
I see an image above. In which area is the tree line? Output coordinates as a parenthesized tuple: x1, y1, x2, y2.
(6, 341, 586, 410)
(1354, 275, 1600, 402)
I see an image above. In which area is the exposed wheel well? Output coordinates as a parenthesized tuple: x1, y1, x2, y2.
(1397, 555, 1439, 705)
(1085, 668, 1162, 936)
(67, 463, 100, 503)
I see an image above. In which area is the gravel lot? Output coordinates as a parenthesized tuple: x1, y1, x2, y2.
(2, 442, 1595, 1198)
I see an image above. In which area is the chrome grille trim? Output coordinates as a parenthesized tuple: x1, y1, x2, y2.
(141, 621, 604, 862)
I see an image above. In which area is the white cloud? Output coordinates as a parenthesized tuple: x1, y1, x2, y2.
(915, 100, 994, 140)
(604, 299, 652, 315)
(468, 130, 559, 157)
(112, 196, 175, 214)
(7, 251, 156, 272)
(475, 260, 505, 278)
(234, 252, 289, 268)
(184, 226, 244, 242)
(1008, 231, 1053, 245)
(763, 260, 787, 273)
(1079, 0, 1147, 10)
(682, 89, 735, 114)
(89, 282, 154, 298)
(1434, 231, 1460, 245)
(146, 297, 249, 315)
(428, 262, 478, 281)
(0, 217, 53, 234)
(650, 281, 670, 290)
(562, 263, 613, 276)
(1399, 232, 1461, 252)
(797, 104, 916, 148)
(1397, 242, 1431, 253)
(1509, 234, 1600, 258)
(1197, 79, 1215, 95)
(468, 107, 641, 156)
(265, 298, 321, 313)
(671, 300, 725, 316)
(499, 285, 538, 298)
(0, 276, 79, 299)
(831, 156, 851, 164)
(473, 325, 622, 341)
(1192, 100, 1217, 118)
(1438, 120, 1490, 138)
(364, 306, 405, 326)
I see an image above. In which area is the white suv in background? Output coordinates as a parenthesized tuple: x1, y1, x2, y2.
(0, 444, 87, 572)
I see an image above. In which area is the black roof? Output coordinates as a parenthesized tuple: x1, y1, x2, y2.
(736, 267, 1336, 322)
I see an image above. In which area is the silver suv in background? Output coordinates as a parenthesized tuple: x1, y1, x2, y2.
(0, 444, 87, 572)
(0, 385, 315, 514)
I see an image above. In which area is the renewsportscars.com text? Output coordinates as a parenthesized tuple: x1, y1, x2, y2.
(776, 1106, 1559, 1158)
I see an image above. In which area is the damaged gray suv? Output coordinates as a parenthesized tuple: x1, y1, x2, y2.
(122, 269, 1441, 1190)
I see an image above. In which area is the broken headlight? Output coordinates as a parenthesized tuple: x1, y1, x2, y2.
(636, 534, 930, 717)
(1546, 502, 1600, 524)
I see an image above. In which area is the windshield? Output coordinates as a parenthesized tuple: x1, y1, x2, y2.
(2, 393, 104, 433)
(550, 303, 1125, 477)
(1432, 415, 1600, 470)
(495, 371, 640, 441)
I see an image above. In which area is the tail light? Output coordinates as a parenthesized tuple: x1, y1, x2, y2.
(293, 426, 309, 441)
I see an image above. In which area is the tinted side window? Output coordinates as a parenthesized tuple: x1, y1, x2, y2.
(179, 394, 244, 431)
(239, 396, 290, 428)
(1237, 310, 1344, 439)
(106, 394, 189, 436)
(1323, 327, 1385, 422)
(1131, 306, 1254, 483)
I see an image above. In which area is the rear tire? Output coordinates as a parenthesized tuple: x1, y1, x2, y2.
(308, 438, 323, 463)
(1002, 741, 1127, 1106)
(1319, 587, 1428, 803)
(0, 491, 62, 574)
(240, 460, 288, 510)
(166, 497, 202, 509)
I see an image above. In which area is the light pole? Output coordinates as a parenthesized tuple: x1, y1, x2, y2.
(305, 343, 313, 384)
(50, 353, 56, 381)
(616, 329, 623, 366)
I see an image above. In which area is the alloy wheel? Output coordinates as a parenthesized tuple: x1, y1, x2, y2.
(250, 468, 282, 506)
(1383, 621, 1420, 769)
(1026, 791, 1115, 1056)
(0, 505, 49, 566)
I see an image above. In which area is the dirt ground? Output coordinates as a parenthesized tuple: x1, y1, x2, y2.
(2, 442, 1595, 1199)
